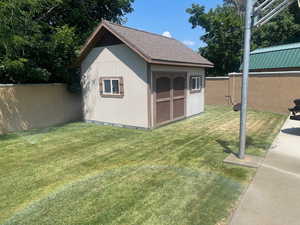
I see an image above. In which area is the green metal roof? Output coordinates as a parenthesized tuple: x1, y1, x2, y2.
(241, 42, 300, 70)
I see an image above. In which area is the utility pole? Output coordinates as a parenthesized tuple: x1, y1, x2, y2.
(238, 0, 253, 159)
(238, 0, 297, 159)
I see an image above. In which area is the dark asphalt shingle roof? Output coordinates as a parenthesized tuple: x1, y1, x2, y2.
(78, 20, 213, 67)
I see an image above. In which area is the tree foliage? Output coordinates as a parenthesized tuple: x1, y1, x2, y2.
(224, 0, 245, 15)
(187, 1, 300, 76)
(0, 0, 134, 84)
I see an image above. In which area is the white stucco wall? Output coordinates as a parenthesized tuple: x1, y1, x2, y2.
(151, 65, 205, 121)
(81, 44, 149, 128)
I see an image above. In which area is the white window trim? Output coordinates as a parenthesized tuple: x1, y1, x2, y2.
(103, 78, 121, 95)
(190, 75, 203, 92)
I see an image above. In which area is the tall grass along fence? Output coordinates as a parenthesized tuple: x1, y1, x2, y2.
(0, 83, 82, 135)
(205, 71, 300, 114)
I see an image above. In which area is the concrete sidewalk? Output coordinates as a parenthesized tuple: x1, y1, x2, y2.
(230, 118, 300, 225)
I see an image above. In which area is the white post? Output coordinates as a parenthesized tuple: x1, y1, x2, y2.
(239, 0, 253, 159)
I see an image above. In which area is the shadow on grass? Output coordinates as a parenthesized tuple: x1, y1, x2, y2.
(0, 122, 79, 142)
(216, 139, 239, 157)
(217, 136, 270, 156)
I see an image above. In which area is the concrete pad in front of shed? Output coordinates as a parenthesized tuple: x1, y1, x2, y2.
(223, 154, 264, 168)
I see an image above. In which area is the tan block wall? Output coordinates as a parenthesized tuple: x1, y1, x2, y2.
(230, 74, 300, 114)
(0, 84, 82, 134)
(205, 77, 230, 106)
(206, 73, 300, 114)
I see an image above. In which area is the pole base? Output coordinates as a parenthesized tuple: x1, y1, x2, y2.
(223, 153, 264, 168)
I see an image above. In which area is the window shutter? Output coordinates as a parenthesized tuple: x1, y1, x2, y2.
(119, 77, 124, 97)
(99, 78, 104, 96)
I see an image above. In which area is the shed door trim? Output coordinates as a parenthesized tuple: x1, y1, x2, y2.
(153, 72, 187, 127)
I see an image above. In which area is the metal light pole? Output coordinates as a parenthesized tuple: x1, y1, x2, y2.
(238, 0, 297, 159)
(238, 0, 253, 159)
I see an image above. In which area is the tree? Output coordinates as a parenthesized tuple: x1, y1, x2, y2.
(0, 0, 134, 84)
(224, 0, 246, 15)
(187, 1, 300, 76)
(187, 4, 243, 76)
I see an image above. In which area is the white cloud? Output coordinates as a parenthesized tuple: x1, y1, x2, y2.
(182, 40, 196, 47)
(162, 31, 172, 38)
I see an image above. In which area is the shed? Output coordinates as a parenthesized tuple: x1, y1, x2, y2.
(78, 20, 213, 129)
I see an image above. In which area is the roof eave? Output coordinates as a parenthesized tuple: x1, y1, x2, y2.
(73, 20, 153, 67)
(73, 20, 215, 69)
(72, 23, 105, 67)
(101, 22, 152, 63)
(151, 59, 214, 68)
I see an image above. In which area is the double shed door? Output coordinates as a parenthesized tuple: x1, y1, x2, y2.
(154, 72, 187, 126)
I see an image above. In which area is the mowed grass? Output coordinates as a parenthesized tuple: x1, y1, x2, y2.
(0, 105, 286, 225)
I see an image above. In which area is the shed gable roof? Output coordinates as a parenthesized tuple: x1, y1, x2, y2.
(245, 42, 300, 71)
(77, 20, 214, 68)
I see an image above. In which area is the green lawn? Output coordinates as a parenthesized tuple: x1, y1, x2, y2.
(0, 105, 286, 225)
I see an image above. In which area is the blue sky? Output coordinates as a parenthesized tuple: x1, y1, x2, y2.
(126, 0, 223, 50)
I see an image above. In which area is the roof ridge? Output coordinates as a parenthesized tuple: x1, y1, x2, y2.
(251, 42, 300, 54)
(103, 20, 210, 62)
(262, 42, 300, 48)
(75, 19, 214, 67)
(103, 20, 176, 41)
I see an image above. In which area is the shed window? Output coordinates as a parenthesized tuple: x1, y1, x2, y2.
(100, 77, 124, 98)
(104, 80, 112, 93)
(190, 75, 203, 93)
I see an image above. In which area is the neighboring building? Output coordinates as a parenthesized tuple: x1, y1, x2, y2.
(221, 42, 300, 114)
(77, 20, 213, 129)
(244, 42, 300, 72)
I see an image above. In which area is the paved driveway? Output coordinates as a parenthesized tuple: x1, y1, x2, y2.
(230, 118, 300, 225)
